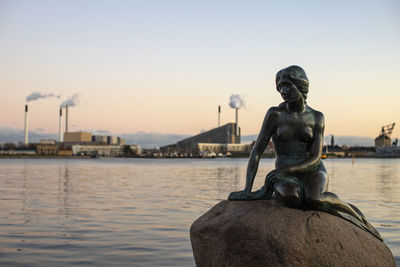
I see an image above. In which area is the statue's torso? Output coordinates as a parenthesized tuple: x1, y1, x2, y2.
(271, 105, 320, 169)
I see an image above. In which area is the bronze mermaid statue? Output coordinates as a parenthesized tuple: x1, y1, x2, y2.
(228, 65, 382, 240)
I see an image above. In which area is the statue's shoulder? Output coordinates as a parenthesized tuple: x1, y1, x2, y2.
(265, 105, 283, 118)
(268, 103, 286, 113)
(306, 106, 324, 124)
(306, 106, 324, 117)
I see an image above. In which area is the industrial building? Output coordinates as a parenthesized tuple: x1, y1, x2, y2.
(36, 140, 58, 155)
(178, 122, 239, 146)
(64, 132, 92, 143)
(375, 135, 391, 148)
(15, 104, 139, 157)
(91, 135, 126, 145)
(72, 144, 123, 157)
(63, 132, 126, 146)
(197, 143, 252, 156)
(61, 132, 131, 156)
(127, 145, 141, 155)
(160, 123, 242, 157)
(92, 135, 108, 143)
(374, 123, 400, 156)
(71, 144, 141, 157)
(374, 123, 394, 150)
(107, 136, 117, 145)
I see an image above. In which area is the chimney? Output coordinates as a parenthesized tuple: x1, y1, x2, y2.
(59, 108, 63, 142)
(24, 105, 28, 145)
(235, 108, 238, 135)
(218, 105, 221, 128)
(65, 104, 68, 133)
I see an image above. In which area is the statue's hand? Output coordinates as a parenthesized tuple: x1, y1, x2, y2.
(266, 169, 285, 183)
(228, 189, 250, 201)
(265, 169, 285, 190)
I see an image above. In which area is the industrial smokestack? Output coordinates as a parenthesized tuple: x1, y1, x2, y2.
(59, 108, 63, 142)
(235, 108, 238, 135)
(65, 104, 68, 133)
(218, 105, 221, 127)
(229, 94, 245, 136)
(24, 105, 28, 145)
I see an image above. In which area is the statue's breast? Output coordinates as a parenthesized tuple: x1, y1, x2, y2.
(275, 124, 314, 142)
(276, 125, 292, 140)
(299, 126, 314, 142)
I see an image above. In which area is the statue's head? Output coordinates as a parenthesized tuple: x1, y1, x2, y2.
(276, 66, 309, 100)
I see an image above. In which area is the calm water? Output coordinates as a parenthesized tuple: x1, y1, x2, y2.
(0, 158, 399, 266)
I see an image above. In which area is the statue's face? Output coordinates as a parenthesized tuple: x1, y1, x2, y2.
(277, 81, 303, 103)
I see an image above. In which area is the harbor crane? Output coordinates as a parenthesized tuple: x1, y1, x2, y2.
(375, 122, 399, 155)
(379, 123, 395, 138)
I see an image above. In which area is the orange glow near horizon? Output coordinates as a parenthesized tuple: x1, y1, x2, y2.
(0, 1, 399, 140)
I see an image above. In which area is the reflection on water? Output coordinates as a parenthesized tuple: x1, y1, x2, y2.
(0, 158, 399, 266)
(375, 163, 399, 196)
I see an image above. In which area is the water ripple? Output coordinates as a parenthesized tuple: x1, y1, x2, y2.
(0, 158, 399, 266)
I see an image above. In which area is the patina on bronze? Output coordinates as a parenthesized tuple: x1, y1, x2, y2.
(229, 65, 382, 240)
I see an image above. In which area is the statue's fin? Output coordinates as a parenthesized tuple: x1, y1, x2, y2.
(325, 210, 383, 241)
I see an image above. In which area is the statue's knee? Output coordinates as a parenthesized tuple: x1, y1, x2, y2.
(275, 183, 302, 208)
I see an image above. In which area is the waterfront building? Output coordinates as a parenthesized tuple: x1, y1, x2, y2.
(64, 132, 92, 143)
(160, 123, 241, 156)
(57, 149, 73, 156)
(92, 135, 108, 144)
(36, 139, 58, 155)
(72, 144, 125, 157)
(127, 145, 141, 155)
(375, 134, 391, 149)
(323, 145, 345, 157)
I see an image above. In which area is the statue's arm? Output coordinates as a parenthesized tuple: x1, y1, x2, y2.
(282, 112, 325, 175)
(243, 108, 276, 192)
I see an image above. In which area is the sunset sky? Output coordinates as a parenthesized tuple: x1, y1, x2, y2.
(0, 0, 399, 140)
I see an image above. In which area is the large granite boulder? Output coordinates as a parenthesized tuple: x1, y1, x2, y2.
(190, 200, 395, 267)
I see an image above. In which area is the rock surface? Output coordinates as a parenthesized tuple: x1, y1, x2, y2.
(190, 199, 395, 267)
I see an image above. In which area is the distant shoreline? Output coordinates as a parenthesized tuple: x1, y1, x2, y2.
(0, 155, 91, 159)
(1, 155, 399, 159)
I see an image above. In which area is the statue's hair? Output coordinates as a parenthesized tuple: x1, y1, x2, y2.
(276, 65, 309, 100)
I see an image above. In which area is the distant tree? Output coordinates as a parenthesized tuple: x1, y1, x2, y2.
(5, 143, 16, 150)
(27, 143, 36, 150)
(18, 141, 25, 148)
(123, 145, 133, 156)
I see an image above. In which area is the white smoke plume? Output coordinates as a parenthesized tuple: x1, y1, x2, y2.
(60, 94, 80, 108)
(229, 94, 245, 109)
(26, 92, 61, 102)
